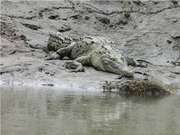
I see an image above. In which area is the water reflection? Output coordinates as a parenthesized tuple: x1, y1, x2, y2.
(1, 87, 180, 135)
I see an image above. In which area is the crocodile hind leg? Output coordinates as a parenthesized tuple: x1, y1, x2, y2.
(64, 61, 85, 72)
(64, 55, 91, 72)
(46, 44, 74, 60)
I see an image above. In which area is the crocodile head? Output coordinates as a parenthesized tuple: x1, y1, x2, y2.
(47, 32, 72, 51)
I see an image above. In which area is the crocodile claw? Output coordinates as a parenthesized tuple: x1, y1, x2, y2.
(64, 61, 85, 72)
(45, 53, 60, 60)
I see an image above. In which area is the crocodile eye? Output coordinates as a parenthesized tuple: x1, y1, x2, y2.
(103, 60, 109, 64)
(111, 58, 116, 61)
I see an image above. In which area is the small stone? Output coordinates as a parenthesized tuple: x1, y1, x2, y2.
(20, 34, 26, 41)
(133, 1, 143, 5)
(58, 26, 71, 33)
(153, 1, 159, 5)
(42, 83, 54, 87)
(172, 19, 178, 23)
(45, 71, 50, 74)
(116, 19, 128, 25)
(171, 0, 178, 6)
(155, 44, 159, 47)
(70, 14, 81, 19)
(124, 12, 131, 19)
(167, 40, 172, 44)
(96, 16, 110, 25)
(48, 15, 59, 20)
(102, 80, 171, 97)
(84, 16, 90, 20)
(38, 67, 44, 72)
(22, 23, 41, 30)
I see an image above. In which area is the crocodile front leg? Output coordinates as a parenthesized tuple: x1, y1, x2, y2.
(56, 44, 74, 58)
(45, 52, 61, 60)
(76, 55, 91, 66)
(46, 43, 74, 60)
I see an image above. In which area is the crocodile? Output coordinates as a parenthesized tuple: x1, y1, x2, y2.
(46, 33, 133, 77)
(46, 34, 174, 97)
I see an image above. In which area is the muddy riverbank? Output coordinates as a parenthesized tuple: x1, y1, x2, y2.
(0, 0, 180, 92)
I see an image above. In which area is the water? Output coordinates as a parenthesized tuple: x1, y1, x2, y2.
(1, 87, 180, 135)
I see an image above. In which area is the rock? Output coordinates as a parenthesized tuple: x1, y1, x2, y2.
(84, 16, 90, 20)
(96, 16, 110, 25)
(123, 12, 131, 19)
(171, 0, 179, 7)
(22, 23, 41, 30)
(153, 1, 159, 5)
(19, 34, 26, 41)
(48, 15, 59, 20)
(58, 25, 71, 33)
(133, 0, 144, 6)
(126, 57, 137, 66)
(171, 61, 180, 66)
(167, 40, 172, 44)
(172, 18, 178, 23)
(70, 14, 81, 19)
(103, 80, 171, 97)
(116, 19, 128, 25)
(171, 31, 180, 39)
(41, 83, 54, 87)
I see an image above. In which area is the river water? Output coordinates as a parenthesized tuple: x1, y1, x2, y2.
(1, 87, 180, 135)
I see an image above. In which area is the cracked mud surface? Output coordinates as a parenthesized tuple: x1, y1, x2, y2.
(0, 0, 180, 92)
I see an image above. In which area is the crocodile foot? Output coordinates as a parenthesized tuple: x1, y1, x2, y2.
(45, 52, 60, 60)
(64, 61, 85, 72)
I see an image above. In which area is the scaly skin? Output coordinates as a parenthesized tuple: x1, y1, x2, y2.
(47, 33, 72, 51)
(46, 34, 133, 77)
